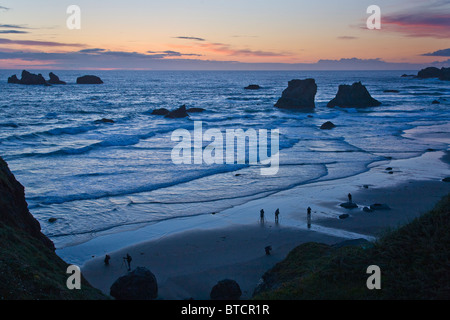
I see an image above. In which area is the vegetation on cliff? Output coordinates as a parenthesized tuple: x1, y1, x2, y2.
(0, 156, 106, 299)
(254, 193, 450, 300)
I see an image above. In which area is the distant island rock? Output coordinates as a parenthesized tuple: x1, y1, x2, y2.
(151, 105, 201, 118)
(244, 84, 261, 90)
(417, 67, 450, 81)
(8, 70, 48, 85)
(48, 72, 66, 85)
(186, 107, 205, 113)
(151, 108, 170, 116)
(165, 105, 189, 119)
(275, 79, 317, 110)
(76, 75, 104, 84)
(94, 118, 114, 124)
(401, 74, 415, 78)
(327, 82, 381, 108)
(320, 121, 336, 130)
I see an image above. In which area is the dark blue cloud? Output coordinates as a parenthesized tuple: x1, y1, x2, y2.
(174, 36, 205, 41)
(422, 48, 450, 57)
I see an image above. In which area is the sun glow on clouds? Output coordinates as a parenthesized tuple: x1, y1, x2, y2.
(0, 0, 448, 69)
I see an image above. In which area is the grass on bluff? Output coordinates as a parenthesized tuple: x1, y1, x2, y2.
(254, 193, 450, 300)
(0, 222, 106, 300)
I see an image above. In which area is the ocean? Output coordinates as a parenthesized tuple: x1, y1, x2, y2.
(0, 70, 449, 249)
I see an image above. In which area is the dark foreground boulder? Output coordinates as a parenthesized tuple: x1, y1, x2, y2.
(320, 121, 336, 130)
(110, 267, 158, 300)
(443, 177, 450, 182)
(210, 279, 242, 300)
(76, 75, 103, 84)
(245, 84, 261, 90)
(165, 105, 189, 119)
(327, 82, 381, 108)
(8, 70, 47, 85)
(48, 72, 66, 85)
(275, 79, 317, 109)
(339, 214, 350, 220)
(151, 108, 170, 116)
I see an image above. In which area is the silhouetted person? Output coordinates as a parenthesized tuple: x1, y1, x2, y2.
(260, 209, 265, 221)
(348, 193, 353, 203)
(265, 246, 272, 255)
(104, 254, 111, 266)
(275, 208, 280, 222)
(307, 207, 312, 229)
(125, 253, 132, 271)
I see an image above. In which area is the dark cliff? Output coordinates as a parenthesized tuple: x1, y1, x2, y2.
(0, 156, 105, 299)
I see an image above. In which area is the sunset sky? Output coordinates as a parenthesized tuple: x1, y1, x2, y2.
(0, 0, 449, 70)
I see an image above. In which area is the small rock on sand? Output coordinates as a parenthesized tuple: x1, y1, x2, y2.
(339, 202, 358, 209)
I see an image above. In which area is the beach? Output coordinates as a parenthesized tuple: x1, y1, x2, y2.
(76, 150, 450, 299)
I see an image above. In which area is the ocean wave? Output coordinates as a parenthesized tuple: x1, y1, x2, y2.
(0, 122, 19, 128)
(28, 165, 247, 206)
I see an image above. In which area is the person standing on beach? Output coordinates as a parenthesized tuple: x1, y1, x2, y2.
(104, 254, 111, 266)
(348, 193, 353, 203)
(275, 208, 280, 222)
(125, 253, 132, 271)
(307, 207, 312, 229)
(260, 209, 265, 222)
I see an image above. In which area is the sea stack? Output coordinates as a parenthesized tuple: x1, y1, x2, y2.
(327, 82, 381, 108)
(76, 75, 104, 84)
(48, 72, 66, 85)
(165, 105, 189, 119)
(416, 67, 450, 81)
(275, 79, 317, 110)
(7, 70, 48, 85)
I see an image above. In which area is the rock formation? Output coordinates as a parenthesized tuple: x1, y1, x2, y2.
(416, 67, 450, 81)
(244, 84, 261, 90)
(7, 70, 47, 85)
(151, 108, 170, 116)
(320, 121, 336, 130)
(210, 279, 242, 300)
(0, 156, 54, 250)
(186, 107, 205, 113)
(110, 267, 158, 300)
(76, 75, 104, 84)
(275, 79, 317, 109)
(48, 72, 66, 85)
(327, 82, 381, 108)
(165, 105, 189, 119)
